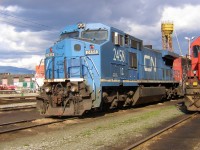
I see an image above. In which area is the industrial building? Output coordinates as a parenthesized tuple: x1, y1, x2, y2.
(0, 73, 34, 86)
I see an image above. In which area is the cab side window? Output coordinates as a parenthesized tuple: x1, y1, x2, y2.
(125, 34, 129, 45)
(112, 32, 124, 46)
(193, 45, 200, 58)
(131, 39, 142, 50)
(129, 52, 137, 69)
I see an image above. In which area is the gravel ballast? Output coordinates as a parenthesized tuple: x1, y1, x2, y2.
(0, 104, 184, 150)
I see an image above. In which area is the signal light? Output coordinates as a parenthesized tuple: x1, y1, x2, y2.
(90, 44, 94, 49)
(50, 47, 53, 53)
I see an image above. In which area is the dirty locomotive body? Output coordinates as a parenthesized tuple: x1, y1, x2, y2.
(37, 23, 180, 116)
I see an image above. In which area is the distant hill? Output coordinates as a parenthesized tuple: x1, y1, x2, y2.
(0, 66, 35, 74)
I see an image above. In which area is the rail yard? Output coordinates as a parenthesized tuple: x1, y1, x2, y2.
(1, 3, 200, 149)
(0, 0, 200, 150)
(0, 97, 199, 150)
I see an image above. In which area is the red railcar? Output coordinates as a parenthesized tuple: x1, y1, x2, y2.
(173, 56, 189, 82)
(0, 85, 16, 90)
(184, 36, 200, 111)
(190, 37, 200, 79)
(173, 56, 190, 97)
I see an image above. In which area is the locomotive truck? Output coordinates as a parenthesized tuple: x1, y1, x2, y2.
(36, 23, 181, 116)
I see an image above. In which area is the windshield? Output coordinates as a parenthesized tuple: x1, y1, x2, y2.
(81, 30, 108, 41)
(60, 31, 79, 40)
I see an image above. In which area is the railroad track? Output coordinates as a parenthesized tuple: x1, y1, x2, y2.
(0, 101, 36, 111)
(0, 105, 36, 111)
(0, 100, 189, 136)
(0, 118, 67, 134)
(123, 112, 199, 150)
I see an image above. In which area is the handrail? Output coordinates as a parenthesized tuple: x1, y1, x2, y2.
(52, 57, 55, 79)
(82, 57, 94, 80)
(38, 59, 44, 69)
(85, 56, 100, 76)
(82, 57, 96, 92)
(64, 57, 68, 78)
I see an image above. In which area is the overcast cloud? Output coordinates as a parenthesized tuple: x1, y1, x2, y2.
(0, 0, 200, 70)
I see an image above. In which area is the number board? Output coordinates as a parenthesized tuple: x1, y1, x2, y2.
(85, 50, 99, 55)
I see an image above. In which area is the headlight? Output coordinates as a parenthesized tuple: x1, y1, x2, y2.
(193, 70, 197, 75)
(70, 86, 77, 92)
(45, 87, 51, 93)
(186, 82, 189, 85)
(77, 23, 85, 29)
(193, 82, 198, 86)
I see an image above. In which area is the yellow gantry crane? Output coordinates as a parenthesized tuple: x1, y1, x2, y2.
(161, 21, 174, 51)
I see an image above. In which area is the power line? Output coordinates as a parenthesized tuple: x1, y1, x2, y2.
(0, 18, 50, 31)
(0, 10, 55, 30)
(0, 10, 52, 29)
(174, 28, 183, 56)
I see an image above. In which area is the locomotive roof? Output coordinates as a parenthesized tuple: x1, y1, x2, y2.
(161, 50, 179, 59)
(59, 22, 179, 60)
(60, 23, 110, 35)
(60, 23, 142, 40)
(143, 46, 179, 59)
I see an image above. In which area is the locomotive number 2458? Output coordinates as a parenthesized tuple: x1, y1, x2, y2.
(113, 48, 125, 62)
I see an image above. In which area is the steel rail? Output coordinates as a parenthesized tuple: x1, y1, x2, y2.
(123, 112, 199, 150)
(0, 106, 36, 111)
(0, 119, 66, 134)
(0, 119, 37, 127)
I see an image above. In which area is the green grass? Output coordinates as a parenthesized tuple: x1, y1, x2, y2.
(79, 105, 181, 138)
(80, 129, 94, 137)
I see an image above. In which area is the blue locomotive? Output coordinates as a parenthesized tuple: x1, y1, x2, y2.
(37, 23, 180, 116)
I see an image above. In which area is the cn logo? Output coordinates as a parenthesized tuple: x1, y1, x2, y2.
(144, 55, 156, 72)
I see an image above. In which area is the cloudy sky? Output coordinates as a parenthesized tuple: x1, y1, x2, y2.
(0, 0, 200, 70)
